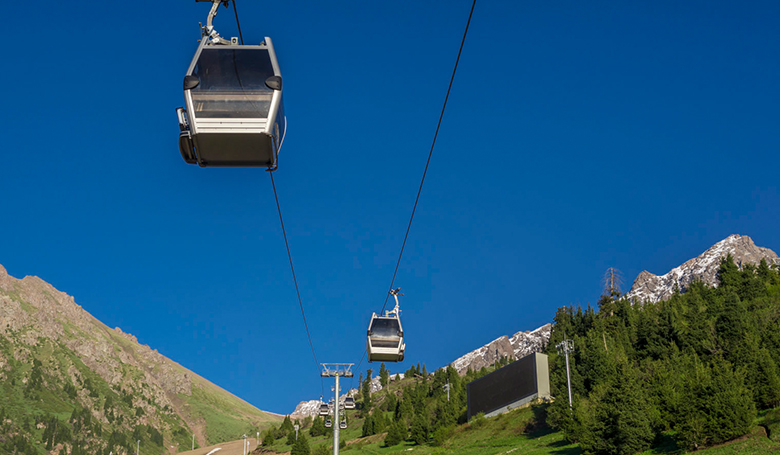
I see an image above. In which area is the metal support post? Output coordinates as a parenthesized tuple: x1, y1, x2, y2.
(334, 374, 340, 455)
(321, 363, 354, 455)
(556, 338, 574, 409)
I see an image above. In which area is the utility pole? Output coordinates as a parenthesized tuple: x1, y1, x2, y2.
(294, 424, 299, 440)
(443, 380, 450, 402)
(242, 434, 247, 455)
(556, 337, 574, 409)
(321, 363, 354, 455)
(136, 439, 140, 455)
(192, 434, 195, 451)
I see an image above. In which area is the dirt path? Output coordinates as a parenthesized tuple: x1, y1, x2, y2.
(177, 437, 261, 455)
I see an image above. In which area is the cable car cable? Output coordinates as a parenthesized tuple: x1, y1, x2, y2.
(228, 0, 323, 394)
(379, 0, 476, 316)
(355, 0, 478, 379)
(231, 0, 244, 45)
(270, 171, 325, 396)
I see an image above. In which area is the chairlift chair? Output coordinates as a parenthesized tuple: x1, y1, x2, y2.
(177, 0, 286, 168)
(366, 288, 406, 362)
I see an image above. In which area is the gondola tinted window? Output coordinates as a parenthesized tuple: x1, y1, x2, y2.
(190, 48, 275, 118)
(370, 319, 402, 338)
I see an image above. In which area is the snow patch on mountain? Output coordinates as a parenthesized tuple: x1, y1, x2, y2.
(450, 323, 552, 375)
(626, 234, 779, 304)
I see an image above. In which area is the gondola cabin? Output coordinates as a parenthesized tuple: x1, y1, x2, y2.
(366, 312, 405, 362)
(325, 418, 332, 428)
(177, 35, 286, 168)
(344, 397, 355, 410)
(318, 403, 329, 416)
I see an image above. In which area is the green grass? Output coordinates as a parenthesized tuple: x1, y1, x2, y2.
(255, 400, 780, 455)
(6, 287, 35, 314)
(184, 381, 280, 445)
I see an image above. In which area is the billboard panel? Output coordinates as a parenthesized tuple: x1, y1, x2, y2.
(466, 352, 548, 419)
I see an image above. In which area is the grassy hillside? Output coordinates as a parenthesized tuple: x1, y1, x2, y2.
(0, 266, 282, 455)
(253, 400, 780, 455)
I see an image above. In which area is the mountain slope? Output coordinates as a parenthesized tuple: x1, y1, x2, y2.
(450, 324, 552, 376)
(626, 234, 779, 304)
(0, 264, 281, 454)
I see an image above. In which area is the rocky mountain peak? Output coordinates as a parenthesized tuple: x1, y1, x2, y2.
(626, 234, 779, 304)
(0, 263, 280, 448)
(450, 323, 552, 376)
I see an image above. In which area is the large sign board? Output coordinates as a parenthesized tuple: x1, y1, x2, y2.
(466, 352, 549, 419)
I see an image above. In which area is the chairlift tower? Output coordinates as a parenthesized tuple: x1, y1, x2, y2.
(556, 338, 574, 409)
(321, 364, 354, 455)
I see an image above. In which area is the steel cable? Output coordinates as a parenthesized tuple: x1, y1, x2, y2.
(231, 0, 323, 395)
(355, 0, 478, 378)
(270, 172, 325, 396)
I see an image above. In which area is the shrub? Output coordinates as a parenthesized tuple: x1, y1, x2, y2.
(469, 412, 486, 429)
(431, 425, 454, 446)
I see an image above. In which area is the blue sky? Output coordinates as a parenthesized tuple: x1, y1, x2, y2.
(2, 0, 779, 415)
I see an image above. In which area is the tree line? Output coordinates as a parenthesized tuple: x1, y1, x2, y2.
(545, 256, 780, 454)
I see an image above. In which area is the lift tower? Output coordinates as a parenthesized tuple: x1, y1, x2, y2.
(321, 364, 354, 455)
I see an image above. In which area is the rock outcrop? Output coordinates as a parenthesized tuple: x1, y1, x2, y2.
(450, 324, 552, 375)
(0, 263, 280, 448)
(626, 234, 779, 304)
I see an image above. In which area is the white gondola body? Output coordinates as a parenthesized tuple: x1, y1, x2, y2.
(344, 397, 355, 410)
(318, 403, 329, 416)
(366, 312, 405, 362)
(178, 36, 286, 168)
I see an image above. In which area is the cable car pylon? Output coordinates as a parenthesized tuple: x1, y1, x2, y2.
(321, 364, 354, 455)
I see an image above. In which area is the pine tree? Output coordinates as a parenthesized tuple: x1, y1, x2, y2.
(380, 363, 389, 387)
(280, 415, 295, 434)
(752, 348, 780, 409)
(576, 359, 656, 455)
(410, 413, 429, 445)
(309, 416, 325, 437)
(361, 415, 376, 437)
(362, 369, 373, 410)
(290, 433, 310, 455)
(384, 421, 405, 447)
(262, 429, 275, 446)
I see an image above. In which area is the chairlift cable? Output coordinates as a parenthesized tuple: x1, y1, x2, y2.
(270, 172, 325, 396)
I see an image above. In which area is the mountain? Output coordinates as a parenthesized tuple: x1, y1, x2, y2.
(0, 264, 281, 454)
(449, 324, 552, 375)
(289, 324, 552, 417)
(626, 234, 780, 304)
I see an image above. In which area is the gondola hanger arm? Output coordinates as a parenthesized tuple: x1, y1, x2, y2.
(196, 0, 231, 44)
(388, 288, 403, 317)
